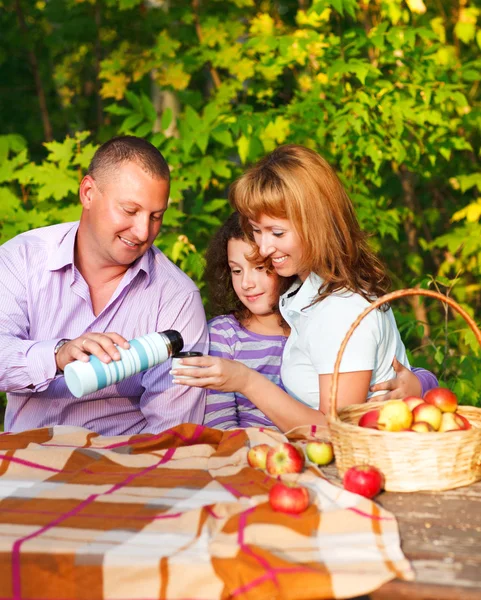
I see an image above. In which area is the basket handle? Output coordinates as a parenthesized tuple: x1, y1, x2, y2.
(329, 288, 481, 421)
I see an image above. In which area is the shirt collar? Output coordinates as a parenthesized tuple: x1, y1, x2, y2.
(281, 273, 324, 315)
(47, 221, 152, 285)
(47, 222, 78, 271)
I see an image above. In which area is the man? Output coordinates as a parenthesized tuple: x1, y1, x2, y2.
(0, 136, 208, 435)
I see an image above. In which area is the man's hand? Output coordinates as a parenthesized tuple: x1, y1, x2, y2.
(369, 357, 422, 401)
(55, 333, 130, 373)
(171, 355, 250, 393)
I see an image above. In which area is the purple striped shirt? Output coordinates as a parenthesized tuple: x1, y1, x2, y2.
(0, 222, 209, 435)
(204, 315, 287, 430)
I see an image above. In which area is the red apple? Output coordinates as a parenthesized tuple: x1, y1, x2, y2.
(439, 412, 465, 432)
(403, 396, 424, 412)
(343, 465, 384, 499)
(358, 409, 380, 429)
(305, 441, 334, 465)
(268, 481, 310, 514)
(455, 413, 472, 430)
(412, 403, 442, 431)
(247, 444, 271, 469)
(411, 421, 435, 433)
(266, 442, 305, 475)
(424, 387, 458, 413)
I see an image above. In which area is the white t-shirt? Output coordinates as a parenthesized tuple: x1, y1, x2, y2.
(280, 273, 410, 410)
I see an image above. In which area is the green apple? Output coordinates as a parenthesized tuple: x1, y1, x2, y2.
(305, 441, 334, 466)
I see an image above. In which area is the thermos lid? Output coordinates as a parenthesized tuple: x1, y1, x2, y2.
(161, 330, 184, 355)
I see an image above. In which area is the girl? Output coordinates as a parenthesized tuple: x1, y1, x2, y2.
(200, 211, 437, 430)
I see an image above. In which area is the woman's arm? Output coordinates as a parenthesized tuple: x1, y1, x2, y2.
(172, 356, 372, 432)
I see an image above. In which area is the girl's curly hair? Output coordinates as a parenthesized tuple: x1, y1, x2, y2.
(204, 212, 293, 326)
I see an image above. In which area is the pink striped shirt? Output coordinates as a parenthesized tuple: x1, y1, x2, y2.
(0, 222, 208, 435)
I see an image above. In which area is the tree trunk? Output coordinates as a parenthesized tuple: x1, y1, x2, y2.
(14, 0, 53, 141)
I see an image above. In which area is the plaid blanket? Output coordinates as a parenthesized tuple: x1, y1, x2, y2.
(0, 424, 413, 599)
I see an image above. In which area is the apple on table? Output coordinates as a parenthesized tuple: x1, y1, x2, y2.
(247, 444, 271, 469)
(305, 440, 334, 466)
(266, 442, 305, 475)
(343, 465, 384, 499)
(268, 481, 310, 514)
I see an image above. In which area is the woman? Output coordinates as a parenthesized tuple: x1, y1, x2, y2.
(172, 145, 433, 431)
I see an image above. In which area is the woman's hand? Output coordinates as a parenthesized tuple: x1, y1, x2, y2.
(171, 355, 251, 393)
(369, 357, 422, 401)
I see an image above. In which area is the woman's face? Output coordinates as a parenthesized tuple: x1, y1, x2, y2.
(248, 215, 306, 280)
(228, 238, 280, 316)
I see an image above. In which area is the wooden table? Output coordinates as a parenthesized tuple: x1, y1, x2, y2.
(323, 465, 481, 599)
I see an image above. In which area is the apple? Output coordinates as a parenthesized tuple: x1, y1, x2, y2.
(268, 481, 310, 514)
(377, 400, 413, 432)
(411, 421, 435, 433)
(412, 403, 442, 431)
(305, 441, 334, 465)
(403, 396, 424, 412)
(266, 442, 305, 475)
(424, 387, 458, 413)
(439, 412, 466, 432)
(455, 413, 472, 430)
(247, 444, 271, 469)
(358, 409, 380, 429)
(343, 465, 384, 499)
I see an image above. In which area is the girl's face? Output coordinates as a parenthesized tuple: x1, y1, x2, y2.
(248, 215, 306, 280)
(228, 238, 280, 316)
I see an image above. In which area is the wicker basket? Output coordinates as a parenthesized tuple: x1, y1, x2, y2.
(328, 288, 481, 492)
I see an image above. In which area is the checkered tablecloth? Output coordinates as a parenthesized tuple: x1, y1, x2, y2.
(0, 423, 413, 599)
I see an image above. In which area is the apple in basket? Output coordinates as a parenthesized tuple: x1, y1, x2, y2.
(377, 400, 413, 432)
(343, 465, 384, 499)
(403, 396, 424, 412)
(424, 387, 458, 413)
(268, 481, 310, 514)
(410, 421, 435, 433)
(358, 409, 380, 429)
(305, 441, 334, 466)
(412, 403, 442, 431)
(266, 442, 305, 475)
(439, 412, 469, 432)
(247, 444, 271, 469)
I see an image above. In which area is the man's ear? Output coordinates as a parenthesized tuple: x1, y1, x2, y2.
(79, 175, 95, 209)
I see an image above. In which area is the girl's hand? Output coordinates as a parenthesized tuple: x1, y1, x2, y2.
(369, 357, 422, 401)
(171, 355, 250, 393)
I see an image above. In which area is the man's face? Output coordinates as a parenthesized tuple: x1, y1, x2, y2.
(80, 161, 169, 267)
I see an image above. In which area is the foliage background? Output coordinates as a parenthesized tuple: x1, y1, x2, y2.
(0, 0, 480, 419)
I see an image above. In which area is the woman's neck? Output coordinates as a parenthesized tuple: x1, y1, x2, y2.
(240, 312, 288, 336)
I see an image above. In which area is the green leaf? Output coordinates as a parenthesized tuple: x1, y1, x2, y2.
(105, 104, 132, 116)
(135, 122, 154, 137)
(237, 135, 249, 164)
(141, 94, 158, 122)
(211, 129, 234, 147)
(120, 114, 144, 133)
(125, 90, 142, 111)
(196, 132, 209, 154)
(161, 108, 173, 132)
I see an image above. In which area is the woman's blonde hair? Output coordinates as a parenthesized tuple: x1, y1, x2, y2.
(229, 144, 390, 305)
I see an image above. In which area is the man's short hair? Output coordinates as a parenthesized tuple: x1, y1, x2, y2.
(87, 136, 170, 184)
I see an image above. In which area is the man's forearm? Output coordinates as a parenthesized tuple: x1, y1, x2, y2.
(0, 336, 58, 392)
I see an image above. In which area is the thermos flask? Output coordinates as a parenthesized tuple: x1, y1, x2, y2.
(64, 330, 183, 398)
